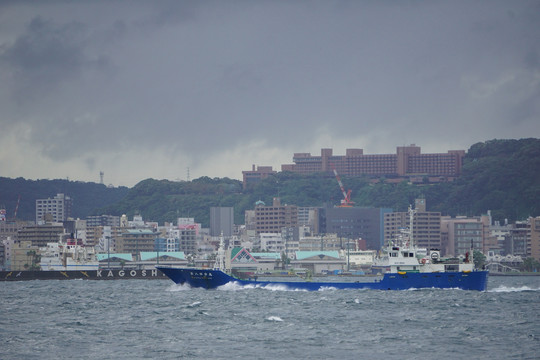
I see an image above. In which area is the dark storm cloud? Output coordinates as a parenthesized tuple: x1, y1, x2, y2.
(1, 17, 110, 102)
(0, 0, 539, 185)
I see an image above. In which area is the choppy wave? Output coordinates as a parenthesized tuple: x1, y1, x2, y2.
(217, 281, 308, 292)
(1, 275, 539, 359)
(489, 285, 540, 293)
(167, 283, 192, 291)
(266, 316, 284, 322)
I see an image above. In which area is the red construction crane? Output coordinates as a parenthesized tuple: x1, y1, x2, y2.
(13, 195, 20, 220)
(332, 166, 354, 207)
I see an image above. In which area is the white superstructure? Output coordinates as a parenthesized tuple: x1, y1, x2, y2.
(40, 239, 99, 271)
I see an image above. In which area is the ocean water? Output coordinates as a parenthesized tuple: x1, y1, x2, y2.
(1, 276, 539, 360)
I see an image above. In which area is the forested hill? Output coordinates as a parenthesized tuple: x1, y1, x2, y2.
(0, 178, 129, 221)
(97, 138, 540, 226)
(2, 138, 539, 226)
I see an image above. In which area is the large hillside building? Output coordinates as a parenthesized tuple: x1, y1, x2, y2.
(243, 145, 465, 188)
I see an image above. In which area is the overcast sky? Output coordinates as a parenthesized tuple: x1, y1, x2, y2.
(1, 1, 539, 187)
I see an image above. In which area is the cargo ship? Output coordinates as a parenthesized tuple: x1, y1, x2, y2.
(157, 207, 488, 291)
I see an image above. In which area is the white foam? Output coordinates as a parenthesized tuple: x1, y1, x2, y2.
(318, 286, 338, 291)
(217, 281, 307, 292)
(266, 316, 284, 322)
(489, 285, 539, 293)
(167, 283, 192, 291)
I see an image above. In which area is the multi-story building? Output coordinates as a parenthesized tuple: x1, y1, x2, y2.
(210, 207, 234, 237)
(441, 216, 490, 256)
(254, 198, 298, 235)
(530, 216, 540, 261)
(178, 226, 197, 255)
(384, 199, 441, 251)
(259, 233, 284, 252)
(318, 206, 391, 250)
(35, 193, 72, 223)
(489, 220, 513, 255)
(11, 241, 41, 271)
(298, 233, 341, 252)
(281, 226, 311, 258)
(297, 207, 317, 230)
(17, 224, 65, 248)
(86, 215, 120, 227)
(0, 221, 27, 244)
(117, 229, 157, 258)
(242, 165, 277, 189)
(509, 222, 530, 259)
(281, 145, 464, 178)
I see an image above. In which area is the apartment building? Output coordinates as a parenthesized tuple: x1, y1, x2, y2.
(440, 215, 491, 256)
(319, 206, 390, 250)
(254, 198, 298, 235)
(116, 229, 157, 258)
(210, 207, 234, 237)
(35, 193, 72, 223)
(17, 224, 65, 248)
(384, 199, 441, 251)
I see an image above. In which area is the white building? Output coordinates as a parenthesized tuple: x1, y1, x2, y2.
(344, 250, 377, 267)
(35, 193, 72, 224)
(260, 233, 284, 252)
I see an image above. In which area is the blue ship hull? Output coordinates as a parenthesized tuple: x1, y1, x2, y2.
(156, 267, 489, 291)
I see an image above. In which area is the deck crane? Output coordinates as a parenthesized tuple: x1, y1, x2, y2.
(332, 165, 354, 207)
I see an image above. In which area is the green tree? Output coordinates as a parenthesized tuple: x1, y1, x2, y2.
(522, 257, 540, 272)
(473, 250, 486, 270)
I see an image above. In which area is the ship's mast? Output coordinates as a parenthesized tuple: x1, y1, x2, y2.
(214, 232, 226, 271)
(408, 205, 416, 248)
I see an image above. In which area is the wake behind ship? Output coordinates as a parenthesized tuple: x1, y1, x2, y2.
(157, 266, 488, 291)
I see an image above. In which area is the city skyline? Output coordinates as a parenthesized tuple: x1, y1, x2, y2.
(1, 1, 539, 187)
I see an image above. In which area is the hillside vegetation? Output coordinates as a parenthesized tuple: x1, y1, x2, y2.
(1, 139, 539, 226)
(0, 178, 128, 221)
